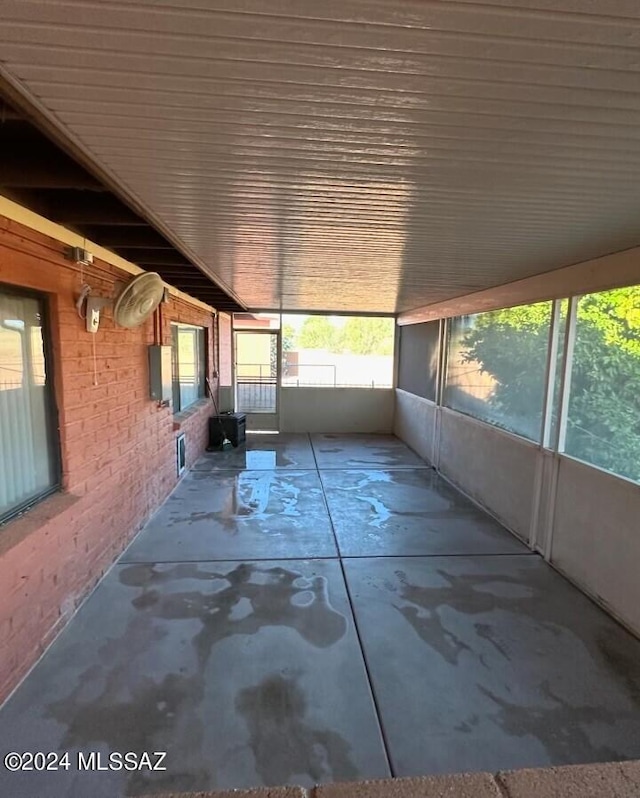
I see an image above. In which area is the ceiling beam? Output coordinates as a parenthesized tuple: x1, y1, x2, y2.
(114, 249, 192, 267)
(0, 90, 243, 311)
(0, 68, 245, 311)
(0, 118, 38, 143)
(0, 101, 21, 121)
(81, 226, 173, 248)
(0, 120, 103, 189)
(47, 190, 148, 226)
(0, 151, 103, 190)
(153, 271, 212, 282)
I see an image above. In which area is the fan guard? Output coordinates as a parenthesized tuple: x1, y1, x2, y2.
(113, 272, 165, 328)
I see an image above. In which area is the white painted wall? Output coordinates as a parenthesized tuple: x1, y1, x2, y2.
(394, 389, 640, 636)
(280, 387, 394, 433)
(551, 456, 640, 634)
(438, 408, 537, 543)
(394, 389, 438, 464)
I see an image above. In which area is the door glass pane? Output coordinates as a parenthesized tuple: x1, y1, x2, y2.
(0, 290, 57, 519)
(235, 331, 278, 413)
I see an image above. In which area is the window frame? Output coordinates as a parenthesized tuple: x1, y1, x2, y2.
(0, 282, 61, 524)
(558, 288, 640, 484)
(170, 322, 207, 413)
(442, 303, 554, 444)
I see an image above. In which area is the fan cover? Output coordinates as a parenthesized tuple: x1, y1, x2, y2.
(113, 273, 164, 328)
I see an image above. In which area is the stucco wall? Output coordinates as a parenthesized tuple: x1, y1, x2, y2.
(281, 387, 394, 433)
(393, 389, 438, 465)
(438, 408, 538, 543)
(551, 456, 640, 634)
(394, 388, 640, 637)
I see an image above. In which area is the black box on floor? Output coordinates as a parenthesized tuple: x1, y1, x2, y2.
(208, 413, 246, 448)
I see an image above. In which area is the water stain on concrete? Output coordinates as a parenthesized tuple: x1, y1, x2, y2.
(392, 565, 640, 685)
(397, 602, 472, 665)
(44, 563, 348, 795)
(189, 510, 224, 523)
(478, 681, 626, 764)
(475, 623, 512, 662)
(194, 447, 297, 470)
(453, 714, 480, 734)
(121, 563, 348, 657)
(388, 563, 640, 762)
(392, 567, 539, 664)
(596, 628, 640, 705)
(235, 673, 358, 785)
(45, 615, 209, 796)
(243, 449, 296, 469)
(168, 473, 316, 532)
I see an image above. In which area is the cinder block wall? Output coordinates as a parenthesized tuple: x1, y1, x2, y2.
(0, 215, 215, 702)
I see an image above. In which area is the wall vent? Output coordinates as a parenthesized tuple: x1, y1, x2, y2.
(176, 433, 186, 476)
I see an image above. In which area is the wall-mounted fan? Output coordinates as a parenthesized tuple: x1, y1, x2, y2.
(112, 273, 165, 329)
(81, 272, 165, 333)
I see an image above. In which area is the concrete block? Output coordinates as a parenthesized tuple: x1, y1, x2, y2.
(620, 761, 640, 788)
(498, 761, 639, 797)
(156, 789, 309, 798)
(314, 772, 501, 798)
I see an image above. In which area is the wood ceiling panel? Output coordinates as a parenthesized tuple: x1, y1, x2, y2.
(1, 0, 640, 312)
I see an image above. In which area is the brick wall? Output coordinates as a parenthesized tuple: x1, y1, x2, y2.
(0, 215, 215, 702)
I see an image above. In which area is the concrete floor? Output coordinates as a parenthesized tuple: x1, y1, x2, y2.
(1, 433, 640, 797)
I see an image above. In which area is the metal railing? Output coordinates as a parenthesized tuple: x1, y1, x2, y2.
(235, 364, 277, 413)
(235, 361, 393, 412)
(282, 362, 391, 388)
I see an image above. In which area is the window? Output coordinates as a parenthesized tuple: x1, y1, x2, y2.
(281, 314, 395, 388)
(564, 285, 640, 483)
(444, 302, 552, 442)
(397, 320, 440, 401)
(171, 323, 206, 412)
(0, 287, 59, 521)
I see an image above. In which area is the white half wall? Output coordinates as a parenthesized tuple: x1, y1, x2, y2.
(551, 456, 640, 635)
(394, 388, 640, 637)
(438, 408, 538, 543)
(394, 389, 438, 465)
(394, 394, 537, 542)
(280, 387, 394, 434)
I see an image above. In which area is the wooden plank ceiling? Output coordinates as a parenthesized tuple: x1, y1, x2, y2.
(0, 97, 243, 312)
(1, 0, 640, 313)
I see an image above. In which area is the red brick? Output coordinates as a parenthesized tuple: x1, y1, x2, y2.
(0, 215, 216, 702)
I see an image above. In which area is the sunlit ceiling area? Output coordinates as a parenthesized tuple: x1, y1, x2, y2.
(2, 0, 640, 313)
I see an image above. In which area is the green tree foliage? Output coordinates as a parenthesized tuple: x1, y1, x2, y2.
(298, 316, 337, 350)
(282, 323, 297, 352)
(338, 317, 395, 355)
(295, 315, 395, 355)
(460, 288, 640, 481)
(565, 288, 640, 481)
